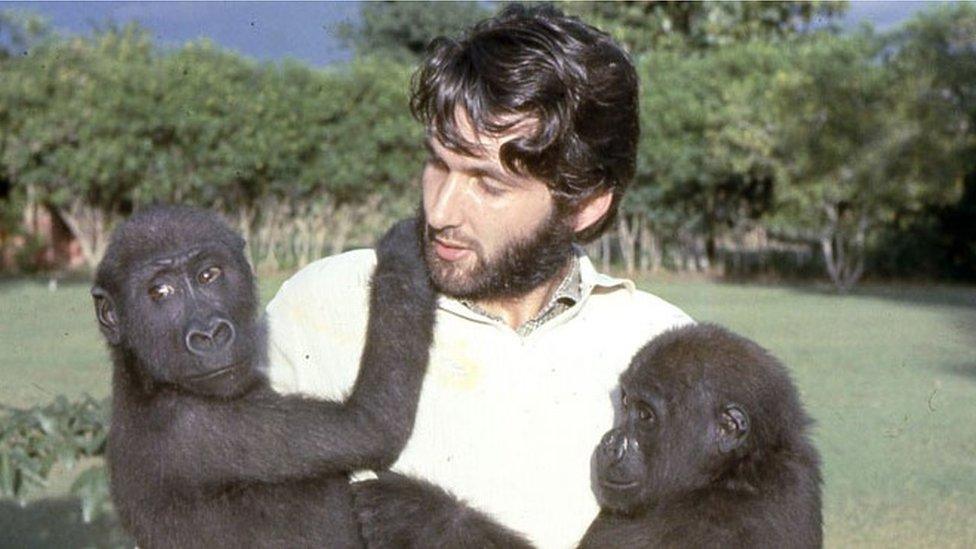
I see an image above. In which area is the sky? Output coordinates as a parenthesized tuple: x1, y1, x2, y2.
(0, 1, 943, 67)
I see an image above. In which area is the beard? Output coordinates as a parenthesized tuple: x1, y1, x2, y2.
(418, 204, 575, 301)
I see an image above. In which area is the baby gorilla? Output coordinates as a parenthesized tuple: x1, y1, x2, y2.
(353, 324, 822, 548)
(581, 323, 823, 549)
(92, 205, 436, 548)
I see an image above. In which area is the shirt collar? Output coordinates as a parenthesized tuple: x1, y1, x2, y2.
(439, 245, 634, 330)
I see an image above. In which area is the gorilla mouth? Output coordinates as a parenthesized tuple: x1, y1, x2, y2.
(599, 477, 640, 491)
(185, 361, 244, 382)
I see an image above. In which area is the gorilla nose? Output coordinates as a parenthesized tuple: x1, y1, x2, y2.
(185, 319, 236, 356)
(600, 429, 628, 462)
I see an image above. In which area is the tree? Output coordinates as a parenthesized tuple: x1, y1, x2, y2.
(0, 18, 427, 271)
(772, 32, 958, 290)
(564, 1, 847, 55)
(1, 24, 159, 268)
(889, 4, 976, 279)
(0, 9, 50, 59)
(623, 41, 785, 273)
(337, 1, 491, 61)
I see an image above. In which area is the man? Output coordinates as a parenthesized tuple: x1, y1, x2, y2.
(266, 5, 692, 547)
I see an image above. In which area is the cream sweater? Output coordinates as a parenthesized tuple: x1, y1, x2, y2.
(266, 248, 692, 548)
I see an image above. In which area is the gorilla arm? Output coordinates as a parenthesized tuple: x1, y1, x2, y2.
(144, 219, 436, 489)
(353, 471, 535, 549)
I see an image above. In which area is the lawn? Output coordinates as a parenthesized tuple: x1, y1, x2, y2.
(1, 274, 974, 548)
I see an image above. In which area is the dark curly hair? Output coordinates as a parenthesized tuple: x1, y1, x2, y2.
(410, 3, 639, 242)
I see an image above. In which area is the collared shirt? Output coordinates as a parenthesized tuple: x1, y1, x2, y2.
(459, 254, 582, 337)
(266, 248, 692, 548)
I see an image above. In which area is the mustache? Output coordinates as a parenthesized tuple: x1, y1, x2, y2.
(425, 224, 481, 253)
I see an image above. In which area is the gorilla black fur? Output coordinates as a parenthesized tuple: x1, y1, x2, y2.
(352, 324, 822, 549)
(581, 323, 823, 549)
(93, 205, 436, 548)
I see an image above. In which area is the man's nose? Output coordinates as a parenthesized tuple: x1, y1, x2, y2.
(425, 172, 467, 229)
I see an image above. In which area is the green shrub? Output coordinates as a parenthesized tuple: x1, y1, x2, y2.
(0, 394, 110, 521)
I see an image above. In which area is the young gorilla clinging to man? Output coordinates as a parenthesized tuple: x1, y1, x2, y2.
(353, 323, 823, 549)
(91, 206, 532, 548)
(579, 323, 823, 548)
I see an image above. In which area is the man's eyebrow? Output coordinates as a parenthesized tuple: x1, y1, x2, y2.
(424, 138, 512, 182)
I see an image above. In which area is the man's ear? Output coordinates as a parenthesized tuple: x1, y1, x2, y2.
(717, 403, 750, 454)
(572, 189, 613, 234)
(91, 286, 122, 345)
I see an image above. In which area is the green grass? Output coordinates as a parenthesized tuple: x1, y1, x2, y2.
(2, 275, 974, 547)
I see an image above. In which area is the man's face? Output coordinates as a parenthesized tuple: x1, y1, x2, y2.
(420, 119, 574, 300)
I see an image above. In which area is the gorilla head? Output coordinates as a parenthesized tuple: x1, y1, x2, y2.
(586, 323, 821, 548)
(92, 205, 263, 399)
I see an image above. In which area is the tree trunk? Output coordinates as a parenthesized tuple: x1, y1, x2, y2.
(820, 204, 868, 292)
(328, 205, 353, 257)
(236, 205, 258, 267)
(54, 200, 117, 270)
(616, 214, 638, 275)
(638, 218, 660, 274)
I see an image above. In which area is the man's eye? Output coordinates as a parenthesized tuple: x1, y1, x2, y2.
(476, 177, 505, 196)
(149, 284, 175, 301)
(198, 266, 222, 284)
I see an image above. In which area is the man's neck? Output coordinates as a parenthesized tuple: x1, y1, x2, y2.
(472, 259, 573, 330)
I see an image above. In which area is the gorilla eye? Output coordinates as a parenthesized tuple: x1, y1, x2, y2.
(637, 403, 656, 423)
(198, 266, 222, 284)
(148, 283, 175, 301)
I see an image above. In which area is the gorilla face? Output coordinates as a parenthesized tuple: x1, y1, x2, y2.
(93, 208, 263, 399)
(591, 328, 753, 514)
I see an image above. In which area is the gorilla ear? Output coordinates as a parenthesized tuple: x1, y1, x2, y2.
(717, 404, 750, 454)
(92, 286, 122, 345)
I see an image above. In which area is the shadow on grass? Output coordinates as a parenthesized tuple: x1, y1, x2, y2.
(736, 279, 976, 311)
(941, 362, 976, 381)
(0, 497, 131, 549)
(772, 283, 976, 314)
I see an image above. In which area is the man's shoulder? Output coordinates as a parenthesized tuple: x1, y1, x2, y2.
(625, 286, 694, 326)
(577, 285, 693, 354)
(268, 248, 377, 312)
(580, 262, 692, 329)
(282, 248, 377, 292)
(264, 249, 378, 397)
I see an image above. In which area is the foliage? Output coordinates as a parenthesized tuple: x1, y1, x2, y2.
(0, 23, 422, 270)
(69, 464, 112, 524)
(336, 1, 491, 61)
(887, 3, 976, 280)
(564, 1, 847, 55)
(0, 394, 109, 520)
(631, 41, 786, 264)
(0, 9, 51, 59)
(771, 32, 960, 290)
